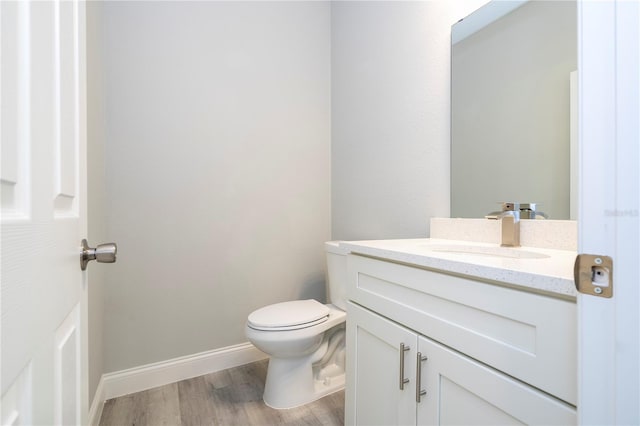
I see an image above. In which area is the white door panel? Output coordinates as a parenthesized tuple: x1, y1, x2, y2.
(54, 305, 81, 426)
(0, 363, 32, 426)
(1, 0, 88, 424)
(53, 0, 80, 216)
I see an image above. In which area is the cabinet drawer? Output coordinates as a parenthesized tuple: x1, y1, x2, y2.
(347, 254, 577, 405)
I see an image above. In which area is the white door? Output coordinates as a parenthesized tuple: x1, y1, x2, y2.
(578, 0, 639, 424)
(1, 1, 88, 424)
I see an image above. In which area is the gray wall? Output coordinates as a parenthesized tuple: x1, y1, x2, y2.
(88, 0, 489, 380)
(86, 0, 107, 403)
(451, 1, 577, 219)
(331, 1, 487, 241)
(101, 1, 331, 373)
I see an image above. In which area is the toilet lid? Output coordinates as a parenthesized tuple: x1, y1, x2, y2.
(248, 299, 330, 330)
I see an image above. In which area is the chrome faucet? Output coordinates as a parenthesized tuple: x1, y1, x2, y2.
(486, 202, 520, 247)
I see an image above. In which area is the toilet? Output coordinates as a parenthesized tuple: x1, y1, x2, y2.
(245, 241, 348, 409)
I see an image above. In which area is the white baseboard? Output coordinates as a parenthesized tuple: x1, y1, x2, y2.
(90, 342, 267, 415)
(88, 377, 105, 426)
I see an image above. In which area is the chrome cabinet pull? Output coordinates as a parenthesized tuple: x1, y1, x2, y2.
(416, 352, 428, 402)
(399, 343, 410, 390)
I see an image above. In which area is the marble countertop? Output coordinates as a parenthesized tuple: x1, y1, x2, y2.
(339, 238, 578, 299)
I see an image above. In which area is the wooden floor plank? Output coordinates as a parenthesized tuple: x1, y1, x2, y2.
(203, 368, 254, 425)
(100, 382, 181, 426)
(99, 394, 135, 426)
(278, 404, 324, 426)
(99, 360, 345, 426)
(177, 376, 217, 426)
(308, 391, 345, 426)
(139, 383, 182, 426)
(206, 367, 233, 390)
(243, 399, 287, 426)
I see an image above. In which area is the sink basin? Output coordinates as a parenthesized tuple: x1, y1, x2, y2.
(419, 244, 550, 259)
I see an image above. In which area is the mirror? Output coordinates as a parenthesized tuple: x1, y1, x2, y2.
(451, 0, 577, 219)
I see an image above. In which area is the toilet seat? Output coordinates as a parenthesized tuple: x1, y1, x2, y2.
(248, 299, 330, 331)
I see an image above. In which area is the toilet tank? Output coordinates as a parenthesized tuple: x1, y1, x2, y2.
(324, 241, 349, 311)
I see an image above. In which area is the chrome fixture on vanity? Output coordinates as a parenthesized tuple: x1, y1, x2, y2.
(486, 202, 521, 247)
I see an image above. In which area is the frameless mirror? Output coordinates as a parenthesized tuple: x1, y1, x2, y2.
(451, 0, 577, 219)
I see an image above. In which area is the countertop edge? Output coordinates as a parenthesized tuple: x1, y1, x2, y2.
(339, 239, 578, 299)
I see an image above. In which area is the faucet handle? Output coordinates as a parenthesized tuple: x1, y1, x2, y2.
(520, 202, 537, 211)
(519, 202, 548, 219)
(501, 202, 520, 211)
(485, 202, 518, 219)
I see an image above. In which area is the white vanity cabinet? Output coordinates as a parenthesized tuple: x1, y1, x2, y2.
(345, 254, 577, 425)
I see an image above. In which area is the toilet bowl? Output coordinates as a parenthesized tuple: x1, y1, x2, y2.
(245, 241, 348, 409)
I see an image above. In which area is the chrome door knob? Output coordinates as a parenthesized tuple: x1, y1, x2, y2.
(81, 239, 117, 271)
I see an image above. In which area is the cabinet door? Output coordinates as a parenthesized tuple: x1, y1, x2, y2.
(346, 302, 417, 426)
(416, 336, 576, 426)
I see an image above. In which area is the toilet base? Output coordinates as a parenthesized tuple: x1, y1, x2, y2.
(246, 306, 347, 409)
(263, 356, 345, 409)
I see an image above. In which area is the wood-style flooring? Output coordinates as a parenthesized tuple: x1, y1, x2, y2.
(99, 359, 345, 426)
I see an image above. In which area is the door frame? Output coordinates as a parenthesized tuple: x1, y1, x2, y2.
(577, 0, 639, 423)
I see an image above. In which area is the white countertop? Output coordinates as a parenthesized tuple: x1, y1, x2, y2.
(339, 238, 578, 299)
